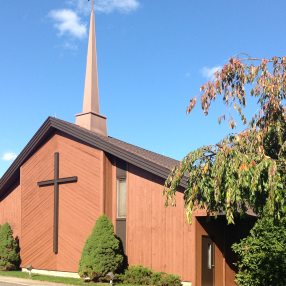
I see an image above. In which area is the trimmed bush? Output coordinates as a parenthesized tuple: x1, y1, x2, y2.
(119, 265, 181, 286)
(119, 265, 153, 285)
(232, 216, 286, 286)
(78, 214, 124, 280)
(0, 223, 20, 270)
(151, 272, 181, 286)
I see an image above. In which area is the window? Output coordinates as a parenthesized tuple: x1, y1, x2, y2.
(117, 179, 126, 218)
(207, 244, 212, 269)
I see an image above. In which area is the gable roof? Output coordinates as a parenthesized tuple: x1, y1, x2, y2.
(0, 117, 187, 197)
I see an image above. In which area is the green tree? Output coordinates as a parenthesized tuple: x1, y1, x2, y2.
(78, 214, 124, 280)
(232, 216, 286, 286)
(163, 54, 286, 224)
(163, 54, 286, 285)
(0, 222, 20, 270)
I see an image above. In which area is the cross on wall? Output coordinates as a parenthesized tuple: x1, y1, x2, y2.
(37, 153, 78, 254)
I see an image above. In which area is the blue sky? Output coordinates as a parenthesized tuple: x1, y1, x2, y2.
(1, 0, 286, 176)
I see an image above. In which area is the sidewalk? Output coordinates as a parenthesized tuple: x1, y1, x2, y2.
(0, 276, 69, 286)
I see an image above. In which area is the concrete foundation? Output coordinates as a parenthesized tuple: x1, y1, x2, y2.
(22, 268, 80, 279)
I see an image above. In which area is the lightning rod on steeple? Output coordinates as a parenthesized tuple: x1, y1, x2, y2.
(88, 0, 94, 12)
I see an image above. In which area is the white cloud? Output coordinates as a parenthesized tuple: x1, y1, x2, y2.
(66, 0, 90, 15)
(63, 41, 78, 50)
(185, 72, 190, 78)
(94, 0, 140, 13)
(2, 152, 17, 162)
(68, 0, 140, 14)
(201, 66, 222, 80)
(48, 9, 87, 39)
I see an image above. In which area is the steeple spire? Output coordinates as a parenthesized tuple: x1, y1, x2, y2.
(75, 10, 108, 136)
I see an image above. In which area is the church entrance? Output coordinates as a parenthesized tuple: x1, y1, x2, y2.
(201, 236, 214, 286)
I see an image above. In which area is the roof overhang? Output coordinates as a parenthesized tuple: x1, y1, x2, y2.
(0, 117, 187, 198)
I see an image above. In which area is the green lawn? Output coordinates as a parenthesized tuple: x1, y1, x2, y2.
(0, 271, 144, 286)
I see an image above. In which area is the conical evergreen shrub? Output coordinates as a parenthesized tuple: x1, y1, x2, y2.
(78, 214, 124, 280)
(0, 222, 20, 270)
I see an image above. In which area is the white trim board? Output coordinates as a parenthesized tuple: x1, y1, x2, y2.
(22, 268, 80, 279)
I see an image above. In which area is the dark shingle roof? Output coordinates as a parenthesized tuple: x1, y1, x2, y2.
(0, 117, 257, 217)
(0, 117, 185, 197)
(59, 118, 179, 171)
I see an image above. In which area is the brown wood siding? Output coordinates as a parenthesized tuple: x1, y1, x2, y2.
(111, 157, 117, 230)
(104, 153, 114, 221)
(196, 216, 255, 286)
(127, 164, 196, 282)
(0, 181, 21, 239)
(196, 217, 224, 286)
(21, 133, 103, 272)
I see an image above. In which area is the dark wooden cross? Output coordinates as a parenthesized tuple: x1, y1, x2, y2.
(37, 152, 78, 254)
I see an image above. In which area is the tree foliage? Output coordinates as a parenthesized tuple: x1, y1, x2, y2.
(78, 214, 124, 280)
(163, 54, 286, 223)
(232, 216, 286, 286)
(0, 222, 20, 270)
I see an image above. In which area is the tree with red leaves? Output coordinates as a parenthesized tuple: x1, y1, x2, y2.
(164, 54, 286, 224)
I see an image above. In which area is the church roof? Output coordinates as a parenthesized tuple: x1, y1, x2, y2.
(0, 117, 187, 197)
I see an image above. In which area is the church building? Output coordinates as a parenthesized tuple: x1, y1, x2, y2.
(0, 8, 255, 286)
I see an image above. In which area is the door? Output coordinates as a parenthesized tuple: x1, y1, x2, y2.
(202, 236, 214, 286)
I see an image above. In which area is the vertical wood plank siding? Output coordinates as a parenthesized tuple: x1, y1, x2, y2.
(196, 217, 224, 286)
(21, 133, 103, 272)
(0, 181, 21, 239)
(127, 164, 195, 282)
(104, 153, 113, 221)
(111, 157, 117, 230)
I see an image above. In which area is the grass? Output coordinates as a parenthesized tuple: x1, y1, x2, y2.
(0, 271, 145, 286)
